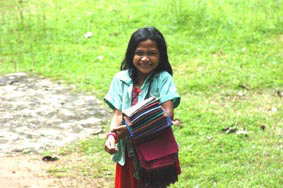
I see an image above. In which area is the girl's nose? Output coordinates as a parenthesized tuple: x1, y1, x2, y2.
(141, 56, 149, 61)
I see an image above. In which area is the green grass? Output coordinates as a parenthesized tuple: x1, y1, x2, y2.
(1, 0, 283, 187)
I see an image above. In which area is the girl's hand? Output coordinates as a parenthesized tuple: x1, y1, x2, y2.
(112, 125, 128, 139)
(104, 135, 117, 154)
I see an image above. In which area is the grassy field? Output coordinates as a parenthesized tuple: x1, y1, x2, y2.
(1, 0, 283, 187)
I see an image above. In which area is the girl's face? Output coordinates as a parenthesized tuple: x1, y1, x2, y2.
(133, 39, 160, 78)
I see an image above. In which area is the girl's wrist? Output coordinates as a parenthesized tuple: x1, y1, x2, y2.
(107, 132, 118, 143)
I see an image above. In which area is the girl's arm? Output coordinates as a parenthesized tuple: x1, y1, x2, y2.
(105, 109, 129, 154)
(162, 100, 181, 125)
(110, 109, 129, 138)
(110, 109, 123, 130)
(161, 100, 174, 119)
(105, 109, 122, 154)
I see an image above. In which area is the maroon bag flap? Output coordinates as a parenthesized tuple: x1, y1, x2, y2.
(136, 128, 178, 161)
(139, 153, 178, 169)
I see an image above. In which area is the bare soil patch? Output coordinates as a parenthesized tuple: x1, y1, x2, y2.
(0, 154, 60, 188)
(0, 72, 112, 187)
(0, 154, 109, 188)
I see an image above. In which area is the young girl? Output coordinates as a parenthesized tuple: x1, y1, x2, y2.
(104, 27, 181, 188)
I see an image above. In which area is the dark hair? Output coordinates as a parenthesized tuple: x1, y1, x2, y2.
(120, 27, 173, 84)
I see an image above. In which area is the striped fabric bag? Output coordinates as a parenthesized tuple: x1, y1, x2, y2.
(123, 96, 173, 143)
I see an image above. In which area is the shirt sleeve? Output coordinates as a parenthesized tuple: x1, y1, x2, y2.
(158, 73, 181, 108)
(104, 75, 123, 111)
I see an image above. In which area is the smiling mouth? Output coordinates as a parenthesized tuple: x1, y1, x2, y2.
(138, 62, 153, 67)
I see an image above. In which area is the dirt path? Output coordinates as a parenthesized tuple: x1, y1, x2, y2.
(0, 154, 59, 188)
(0, 154, 105, 188)
(0, 72, 111, 188)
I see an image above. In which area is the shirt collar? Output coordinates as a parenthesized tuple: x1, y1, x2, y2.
(119, 70, 132, 85)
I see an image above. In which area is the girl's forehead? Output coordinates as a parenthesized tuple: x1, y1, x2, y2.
(136, 39, 158, 49)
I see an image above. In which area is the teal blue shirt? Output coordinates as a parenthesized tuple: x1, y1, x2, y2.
(104, 70, 180, 165)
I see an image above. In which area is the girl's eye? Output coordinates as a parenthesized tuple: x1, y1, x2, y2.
(135, 51, 144, 56)
(135, 51, 159, 57)
(148, 51, 158, 56)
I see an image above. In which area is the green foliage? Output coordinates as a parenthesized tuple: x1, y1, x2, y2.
(1, 0, 282, 187)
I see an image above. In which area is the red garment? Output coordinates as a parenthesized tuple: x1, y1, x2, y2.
(132, 87, 141, 105)
(115, 154, 138, 188)
(115, 87, 141, 188)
